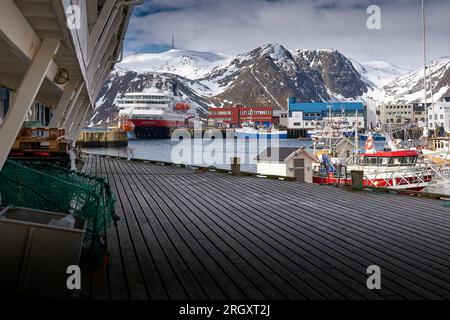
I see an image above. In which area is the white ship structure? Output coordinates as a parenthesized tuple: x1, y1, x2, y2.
(117, 86, 196, 138)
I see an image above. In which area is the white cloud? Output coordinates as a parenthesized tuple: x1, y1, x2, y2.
(125, 0, 450, 69)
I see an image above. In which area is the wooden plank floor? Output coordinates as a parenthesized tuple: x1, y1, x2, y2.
(82, 155, 450, 300)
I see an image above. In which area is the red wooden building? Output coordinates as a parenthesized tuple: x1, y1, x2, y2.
(208, 105, 273, 127)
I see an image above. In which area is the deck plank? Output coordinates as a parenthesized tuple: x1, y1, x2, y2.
(88, 157, 111, 300)
(178, 172, 447, 299)
(104, 158, 149, 299)
(113, 158, 199, 300)
(84, 156, 450, 300)
(126, 164, 247, 299)
(157, 172, 352, 299)
(205, 174, 450, 294)
(98, 157, 130, 300)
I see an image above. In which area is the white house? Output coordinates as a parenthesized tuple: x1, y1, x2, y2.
(255, 147, 317, 182)
(427, 101, 450, 133)
(273, 109, 288, 128)
(378, 103, 414, 125)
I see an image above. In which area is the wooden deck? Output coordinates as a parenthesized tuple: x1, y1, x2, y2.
(82, 155, 450, 300)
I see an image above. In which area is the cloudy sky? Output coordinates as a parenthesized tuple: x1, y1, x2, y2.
(124, 0, 450, 70)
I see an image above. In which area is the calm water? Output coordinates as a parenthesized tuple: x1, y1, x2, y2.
(84, 138, 450, 196)
(423, 183, 450, 196)
(83, 138, 312, 173)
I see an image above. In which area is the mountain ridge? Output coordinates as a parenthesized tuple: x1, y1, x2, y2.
(90, 44, 450, 127)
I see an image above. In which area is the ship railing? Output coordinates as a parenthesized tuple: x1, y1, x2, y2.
(363, 164, 450, 188)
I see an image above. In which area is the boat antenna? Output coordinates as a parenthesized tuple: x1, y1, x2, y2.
(425, 2, 435, 116)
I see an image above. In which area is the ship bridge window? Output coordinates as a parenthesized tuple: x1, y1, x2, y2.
(367, 156, 418, 166)
(364, 157, 390, 166)
(364, 157, 378, 166)
(379, 157, 390, 166)
(391, 157, 403, 166)
(400, 156, 417, 165)
(389, 156, 416, 166)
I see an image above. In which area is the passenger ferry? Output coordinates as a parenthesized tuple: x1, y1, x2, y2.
(117, 88, 196, 139)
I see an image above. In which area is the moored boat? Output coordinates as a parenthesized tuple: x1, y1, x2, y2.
(312, 134, 434, 190)
(117, 87, 196, 139)
(235, 125, 287, 139)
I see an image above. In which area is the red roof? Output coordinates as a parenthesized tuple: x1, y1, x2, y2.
(363, 150, 420, 157)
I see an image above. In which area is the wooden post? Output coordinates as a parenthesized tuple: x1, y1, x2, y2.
(337, 163, 342, 186)
(231, 157, 241, 176)
(351, 170, 364, 190)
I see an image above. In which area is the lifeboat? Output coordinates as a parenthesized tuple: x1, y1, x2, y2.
(120, 119, 135, 132)
(175, 102, 190, 111)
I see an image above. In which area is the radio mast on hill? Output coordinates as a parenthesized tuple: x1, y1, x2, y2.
(171, 34, 175, 50)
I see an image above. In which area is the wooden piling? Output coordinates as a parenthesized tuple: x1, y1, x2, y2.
(230, 156, 241, 176)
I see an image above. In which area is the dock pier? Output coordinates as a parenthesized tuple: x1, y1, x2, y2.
(81, 155, 450, 300)
(171, 128, 236, 139)
(78, 129, 128, 148)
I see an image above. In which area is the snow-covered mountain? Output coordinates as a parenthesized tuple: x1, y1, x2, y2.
(382, 57, 450, 103)
(91, 44, 450, 127)
(292, 48, 369, 99)
(351, 60, 407, 89)
(119, 49, 232, 79)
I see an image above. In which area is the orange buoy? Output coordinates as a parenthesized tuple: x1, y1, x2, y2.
(175, 102, 190, 111)
(120, 119, 135, 132)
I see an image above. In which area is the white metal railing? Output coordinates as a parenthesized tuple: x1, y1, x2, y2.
(363, 164, 450, 188)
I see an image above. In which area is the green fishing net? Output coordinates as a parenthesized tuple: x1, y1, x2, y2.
(0, 159, 117, 256)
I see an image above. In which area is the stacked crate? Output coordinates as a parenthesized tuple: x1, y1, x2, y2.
(12, 127, 70, 152)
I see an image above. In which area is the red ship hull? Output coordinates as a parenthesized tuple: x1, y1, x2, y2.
(131, 119, 194, 139)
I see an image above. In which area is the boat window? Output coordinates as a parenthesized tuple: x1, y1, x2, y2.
(391, 157, 402, 166)
(364, 157, 378, 165)
(379, 157, 390, 166)
(401, 156, 416, 165)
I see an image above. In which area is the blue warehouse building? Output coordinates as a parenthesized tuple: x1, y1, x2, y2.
(286, 97, 368, 138)
(288, 97, 365, 120)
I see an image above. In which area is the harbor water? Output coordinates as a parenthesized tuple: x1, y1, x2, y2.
(83, 138, 450, 196)
(83, 138, 312, 173)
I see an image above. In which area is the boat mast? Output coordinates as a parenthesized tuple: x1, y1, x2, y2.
(422, 0, 432, 137)
(354, 109, 359, 165)
(424, 0, 435, 128)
